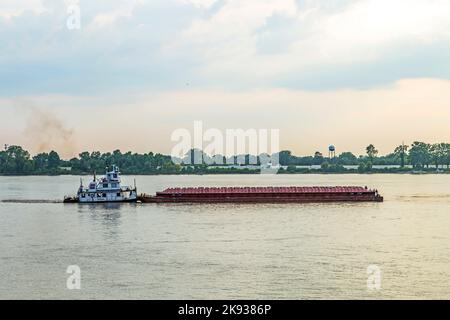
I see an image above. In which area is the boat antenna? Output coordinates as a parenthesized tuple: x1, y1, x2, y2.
(80, 177, 83, 187)
(93, 171, 96, 182)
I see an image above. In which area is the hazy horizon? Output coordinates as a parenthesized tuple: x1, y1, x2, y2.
(2, 1, 450, 158)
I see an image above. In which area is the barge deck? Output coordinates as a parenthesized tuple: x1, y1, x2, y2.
(138, 186, 383, 203)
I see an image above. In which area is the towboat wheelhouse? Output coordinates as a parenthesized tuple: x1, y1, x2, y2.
(74, 165, 137, 203)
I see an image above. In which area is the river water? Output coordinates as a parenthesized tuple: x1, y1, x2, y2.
(0, 174, 449, 299)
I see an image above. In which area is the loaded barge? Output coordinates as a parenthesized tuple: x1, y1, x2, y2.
(138, 186, 383, 203)
(63, 164, 383, 204)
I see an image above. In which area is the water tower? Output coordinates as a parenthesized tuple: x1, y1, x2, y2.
(328, 145, 336, 159)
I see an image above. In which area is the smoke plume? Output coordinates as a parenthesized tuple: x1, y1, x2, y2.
(18, 102, 77, 158)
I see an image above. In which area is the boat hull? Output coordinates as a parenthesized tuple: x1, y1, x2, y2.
(64, 197, 138, 204)
(138, 192, 383, 204)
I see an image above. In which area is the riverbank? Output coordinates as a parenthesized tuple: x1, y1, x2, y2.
(0, 168, 448, 176)
(2, 144, 450, 176)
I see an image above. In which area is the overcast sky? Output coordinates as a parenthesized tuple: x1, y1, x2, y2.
(1, 0, 450, 158)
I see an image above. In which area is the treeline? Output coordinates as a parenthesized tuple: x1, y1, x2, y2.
(1, 142, 450, 175)
(279, 142, 450, 171)
(0, 146, 178, 175)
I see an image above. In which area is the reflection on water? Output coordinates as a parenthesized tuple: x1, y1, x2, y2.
(0, 174, 450, 299)
(79, 202, 131, 212)
(76, 203, 139, 239)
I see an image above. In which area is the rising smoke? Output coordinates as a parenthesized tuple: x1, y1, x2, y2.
(16, 101, 77, 158)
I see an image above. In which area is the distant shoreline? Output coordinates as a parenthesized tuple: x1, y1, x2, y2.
(2, 143, 449, 176)
(0, 170, 448, 177)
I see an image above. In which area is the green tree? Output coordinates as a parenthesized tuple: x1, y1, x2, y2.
(0, 150, 7, 173)
(278, 150, 292, 166)
(442, 143, 450, 169)
(2, 145, 33, 174)
(48, 151, 61, 169)
(358, 162, 367, 173)
(409, 142, 431, 169)
(394, 144, 409, 168)
(366, 144, 378, 162)
(313, 151, 324, 165)
(78, 151, 92, 172)
(338, 152, 357, 165)
(430, 143, 449, 170)
(287, 165, 297, 173)
(430, 144, 441, 169)
(33, 153, 49, 171)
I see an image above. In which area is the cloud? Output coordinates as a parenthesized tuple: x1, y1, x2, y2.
(2, 78, 450, 157)
(307, 0, 450, 62)
(0, 0, 46, 18)
(180, 0, 218, 9)
(1, 0, 450, 95)
(177, 0, 450, 88)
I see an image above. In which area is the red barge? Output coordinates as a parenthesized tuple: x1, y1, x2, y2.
(138, 186, 383, 203)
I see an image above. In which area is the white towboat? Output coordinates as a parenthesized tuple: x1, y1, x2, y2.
(64, 165, 138, 203)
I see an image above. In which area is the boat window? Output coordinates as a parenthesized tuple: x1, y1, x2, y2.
(102, 193, 107, 197)
(117, 192, 121, 197)
(113, 174, 118, 178)
(81, 193, 86, 198)
(103, 183, 108, 188)
(112, 183, 117, 188)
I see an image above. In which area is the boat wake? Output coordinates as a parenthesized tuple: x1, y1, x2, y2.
(0, 199, 63, 204)
(398, 194, 450, 199)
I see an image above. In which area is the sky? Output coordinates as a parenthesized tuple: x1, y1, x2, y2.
(1, 0, 450, 158)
